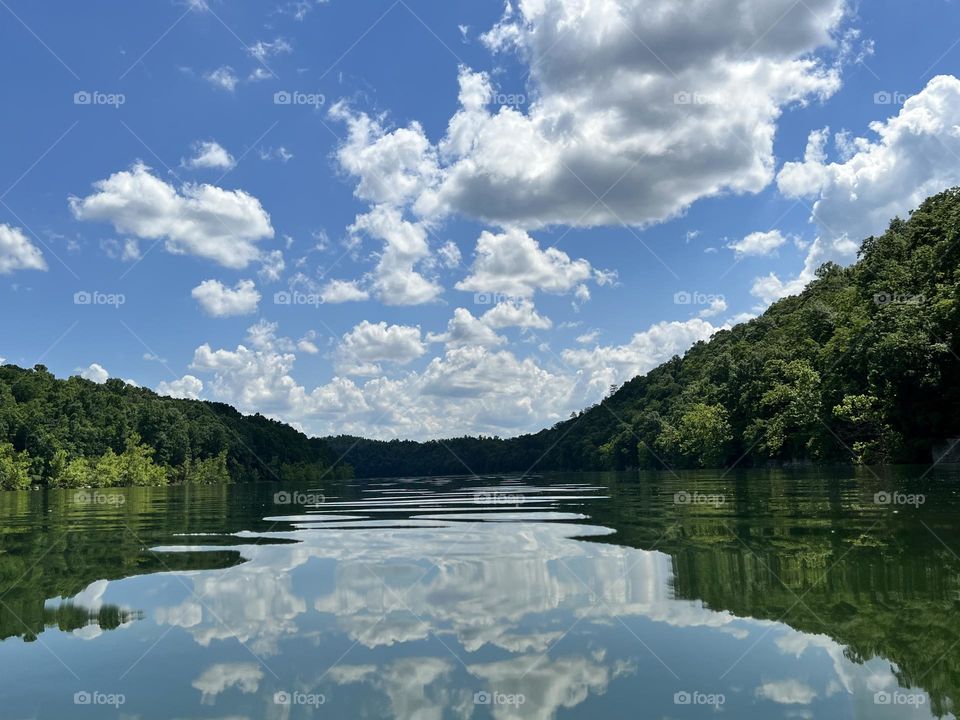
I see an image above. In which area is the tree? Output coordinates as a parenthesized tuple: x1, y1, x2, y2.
(0, 443, 31, 490)
(676, 403, 733, 468)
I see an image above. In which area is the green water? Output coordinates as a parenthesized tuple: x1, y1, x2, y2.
(0, 466, 958, 718)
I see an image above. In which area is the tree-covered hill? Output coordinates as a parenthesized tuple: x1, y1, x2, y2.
(3, 189, 959, 486)
(0, 366, 352, 488)
(329, 188, 960, 477)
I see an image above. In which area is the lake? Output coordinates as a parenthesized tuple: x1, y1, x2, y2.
(0, 466, 957, 719)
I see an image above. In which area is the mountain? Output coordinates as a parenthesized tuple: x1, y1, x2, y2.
(328, 188, 960, 477)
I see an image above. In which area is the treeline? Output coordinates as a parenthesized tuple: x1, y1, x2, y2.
(0, 366, 352, 489)
(330, 189, 960, 477)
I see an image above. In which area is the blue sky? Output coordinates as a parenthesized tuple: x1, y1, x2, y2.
(1, 0, 959, 439)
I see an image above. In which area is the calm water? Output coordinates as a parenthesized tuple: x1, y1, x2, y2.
(1, 467, 959, 719)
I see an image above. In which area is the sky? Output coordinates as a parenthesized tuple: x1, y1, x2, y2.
(1, 0, 959, 440)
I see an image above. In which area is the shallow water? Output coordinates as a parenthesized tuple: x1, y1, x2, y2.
(0, 466, 958, 718)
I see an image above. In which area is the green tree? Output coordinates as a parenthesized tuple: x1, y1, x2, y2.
(0, 442, 31, 490)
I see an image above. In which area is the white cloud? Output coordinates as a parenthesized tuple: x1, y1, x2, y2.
(192, 662, 262, 703)
(184, 140, 236, 170)
(249, 38, 292, 62)
(481, 298, 552, 330)
(70, 162, 274, 269)
(576, 330, 600, 344)
(755, 680, 818, 705)
(456, 228, 595, 298)
(0, 224, 47, 273)
(205, 66, 238, 92)
(259, 145, 294, 163)
(763, 75, 960, 304)
(191, 279, 261, 317)
(728, 230, 788, 257)
(427, 308, 506, 348)
(437, 240, 461, 268)
(334, 0, 848, 230)
(185, 311, 721, 440)
(336, 321, 427, 375)
(349, 205, 442, 305)
(320, 279, 370, 303)
(562, 319, 720, 399)
(330, 103, 439, 206)
(77, 363, 109, 384)
(258, 249, 285, 283)
(156, 374, 204, 400)
(698, 296, 728, 318)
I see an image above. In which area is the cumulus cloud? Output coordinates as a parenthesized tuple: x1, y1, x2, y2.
(562, 319, 720, 399)
(427, 308, 506, 348)
(69, 162, 274, 269)
(349, 205, 442, 305)
(156, 374, 204, 400)
(330, 103, 439, 206)
(456, 228, 595, 298)
(0, 224, 47, 273)
(336, 321, 426, 375)
(183, 310, 722, 440)
(333, 0, 848, 229)
(77, 363, 109, 384)
(191, 279, 261, 317)
(728, 229, 789, 256)
(184, 140, 236, 170)
(761, 75, 960, 304)
(320, 279, 370, 303)
(698, 296, 728, 318)
(481, 297, 552, 329)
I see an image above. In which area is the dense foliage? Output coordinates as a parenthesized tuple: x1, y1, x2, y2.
(0, 367, 352, 489)
(330, 189, 960, 477)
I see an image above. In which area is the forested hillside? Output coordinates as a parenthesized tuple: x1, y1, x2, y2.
(0, 366, 352, 489)
(329, 189, 960, 477)
(3, 190, 959, 487)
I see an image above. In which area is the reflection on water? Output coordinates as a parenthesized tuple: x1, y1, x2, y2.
(0, 468, 957, 718)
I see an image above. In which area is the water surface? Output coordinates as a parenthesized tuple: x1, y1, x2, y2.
(1, 467, 958, 718)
